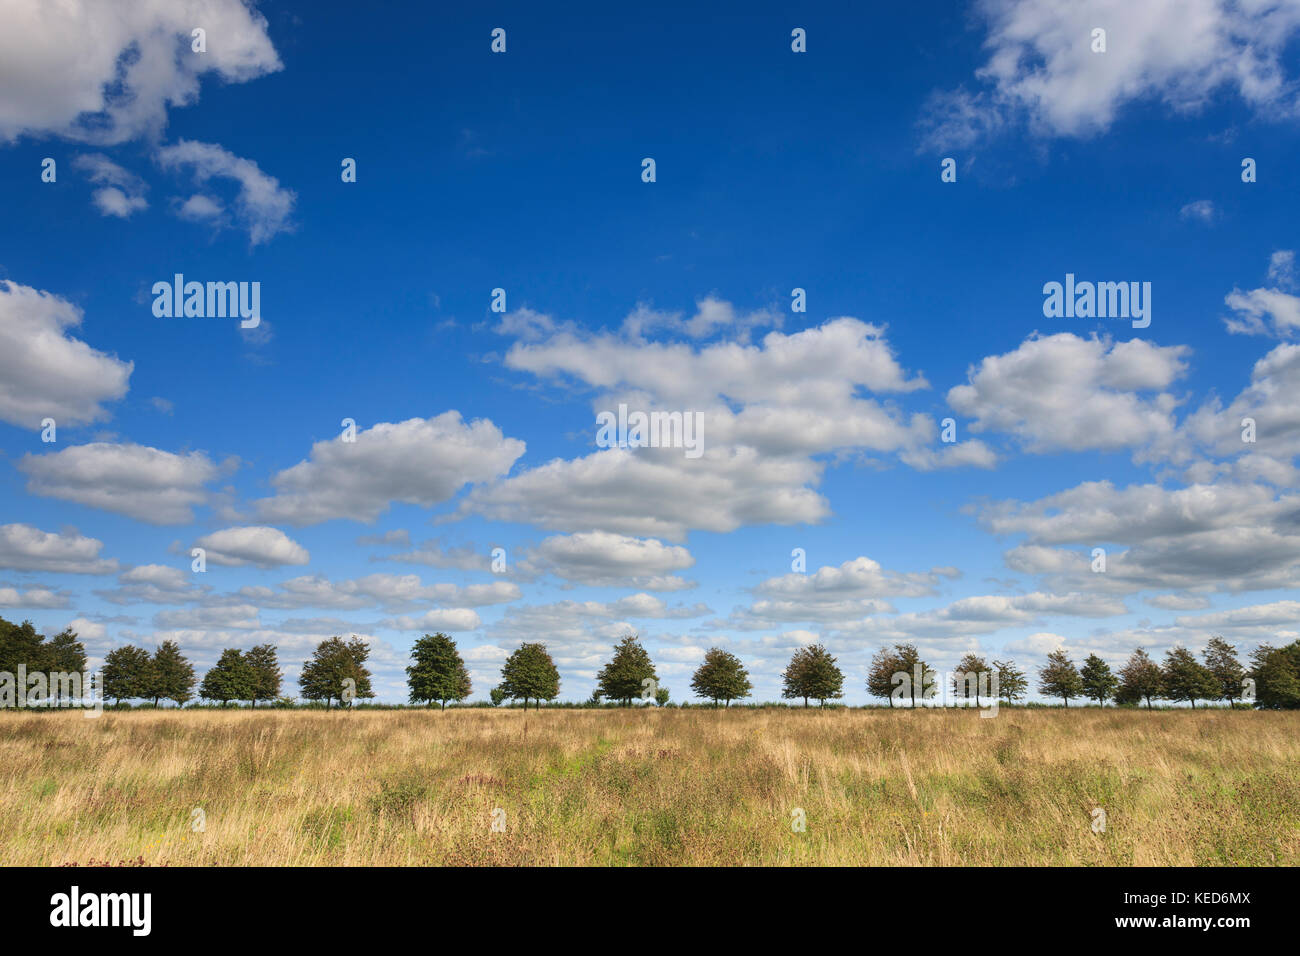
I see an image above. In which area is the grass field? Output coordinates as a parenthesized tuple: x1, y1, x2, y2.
(2, 707, 1297, 866)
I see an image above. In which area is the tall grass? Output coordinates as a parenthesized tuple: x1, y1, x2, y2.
(2, 708, 1296, 865)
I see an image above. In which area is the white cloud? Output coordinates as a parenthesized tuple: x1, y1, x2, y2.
(986, 479, 1300, 594)
(0, 524, 118, 575)
(947, 333, 1189, 453)
(467, 309, 990, 538)
(920, 0, 1300, 147)
(19, 442, 219, 524)
(1223, 288, 1300, 338)
(0, 0, 281, 144)
(154, 604, 260, 629)
(74, 154, 148, 217)
(233, 574, 520, 612)
(379, 608, 484, 632)
(0, 586, 69, 609)
(193, 526, 309, 568)
(524, 531, 696, 590)
(156, 140, 295, 245)
(67, 617, 106, 640)
(1179, 199, 1215, 223)
(253, 413, 526, 526)
(0, 281, 132, 428)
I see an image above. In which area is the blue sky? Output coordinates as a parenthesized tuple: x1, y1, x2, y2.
(3, 0, 1300, 703)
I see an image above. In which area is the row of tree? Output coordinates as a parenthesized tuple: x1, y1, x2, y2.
(3, 614, 1299, 709)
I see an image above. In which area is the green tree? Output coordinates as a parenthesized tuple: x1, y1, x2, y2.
(148, 640, 195, 707)
(46, 628, 87, 672)
(690, 648, 752, 707)
(0, 617, 51, 675)
(1202, 636, 1245, 707)
(892, 643, 935, 707)
(299, 637, 375, 708)
(866, 646, 901, 706)
(489, 686, 507, 707)
(1038, 649, 1083, 706)
(246, 643, 282, 707)
(992, 659, 1028, 703)
(1116, 648, 1163, 708)
(101, 645, 152, 705)
(499, 642, 560, 709)
(781, 644, 844, 707)
(1162, 645, 1217, 708)
(406, 632, 472, 709)
(1248, 642, 1300, 709)
(199, 648, 256, 706)
(595, 634, 657, 706)
(951, 653, 991, 707)
(654, 685, 670, 707)
(1079, 654, 1118, 705)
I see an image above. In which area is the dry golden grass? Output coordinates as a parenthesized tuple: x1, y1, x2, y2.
(2, 707, 1297, 866)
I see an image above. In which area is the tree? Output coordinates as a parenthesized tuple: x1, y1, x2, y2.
(866, 646, 901, 706)
(992, 659, 1028, 703)
(1116, 648, 1163, 709)
(246, 643, 282, 707)
(148, 640, 195, 707)
(595, 634, 657, 706)
(1202, 636, 1245, 708)
(499, 642, 560, 709)
(1249, 641, 1300, 709)
(489, 686, 507, 707)
(406, 632, 472, 709)
(46, 628, 87, 673)
(951, 653, 991, 707)
(1038, 649, 1083, 706)
(200, 648, 256, 706)
(892, 643, 934, 707)
(1079, 654, 1118, 706)
(101, 645, 152, 705)
(690, 648, 752, 707)
(1162, 645, 1217, 708)
(781, 644, 844, 707)
(299, 637, 375, 708)
(655, 685, 671, 707)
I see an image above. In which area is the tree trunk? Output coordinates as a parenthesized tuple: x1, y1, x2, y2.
(803, 696, 808, 707)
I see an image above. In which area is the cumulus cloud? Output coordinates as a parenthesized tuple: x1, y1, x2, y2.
(253, 413, 526, 526)
(0, 0, 281, 144)
(522, 531, 696, 590)
(232, 573, 520, 613)
(156, 140, 295, 245)
(0, 281, 132, 428)
(379, 539, 495, 572)
(466, 307, 989, 538)
(193, 526, 309, 568)
(19, 442, 220, 524)
(1179, 199, 1216, 223)
(947, 333, 1190, 454)
(0, 586, 69, 609)
(95, 564, 207, 605)
(919, 0, 1300, 148)
(74, 153, 148, 217)
(0, 524, 118, 575)
(984, 479, 1300, 595)
(1222, 255, 1300, 338)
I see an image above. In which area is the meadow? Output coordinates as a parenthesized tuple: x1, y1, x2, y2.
(1, 707, 1297, 866)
